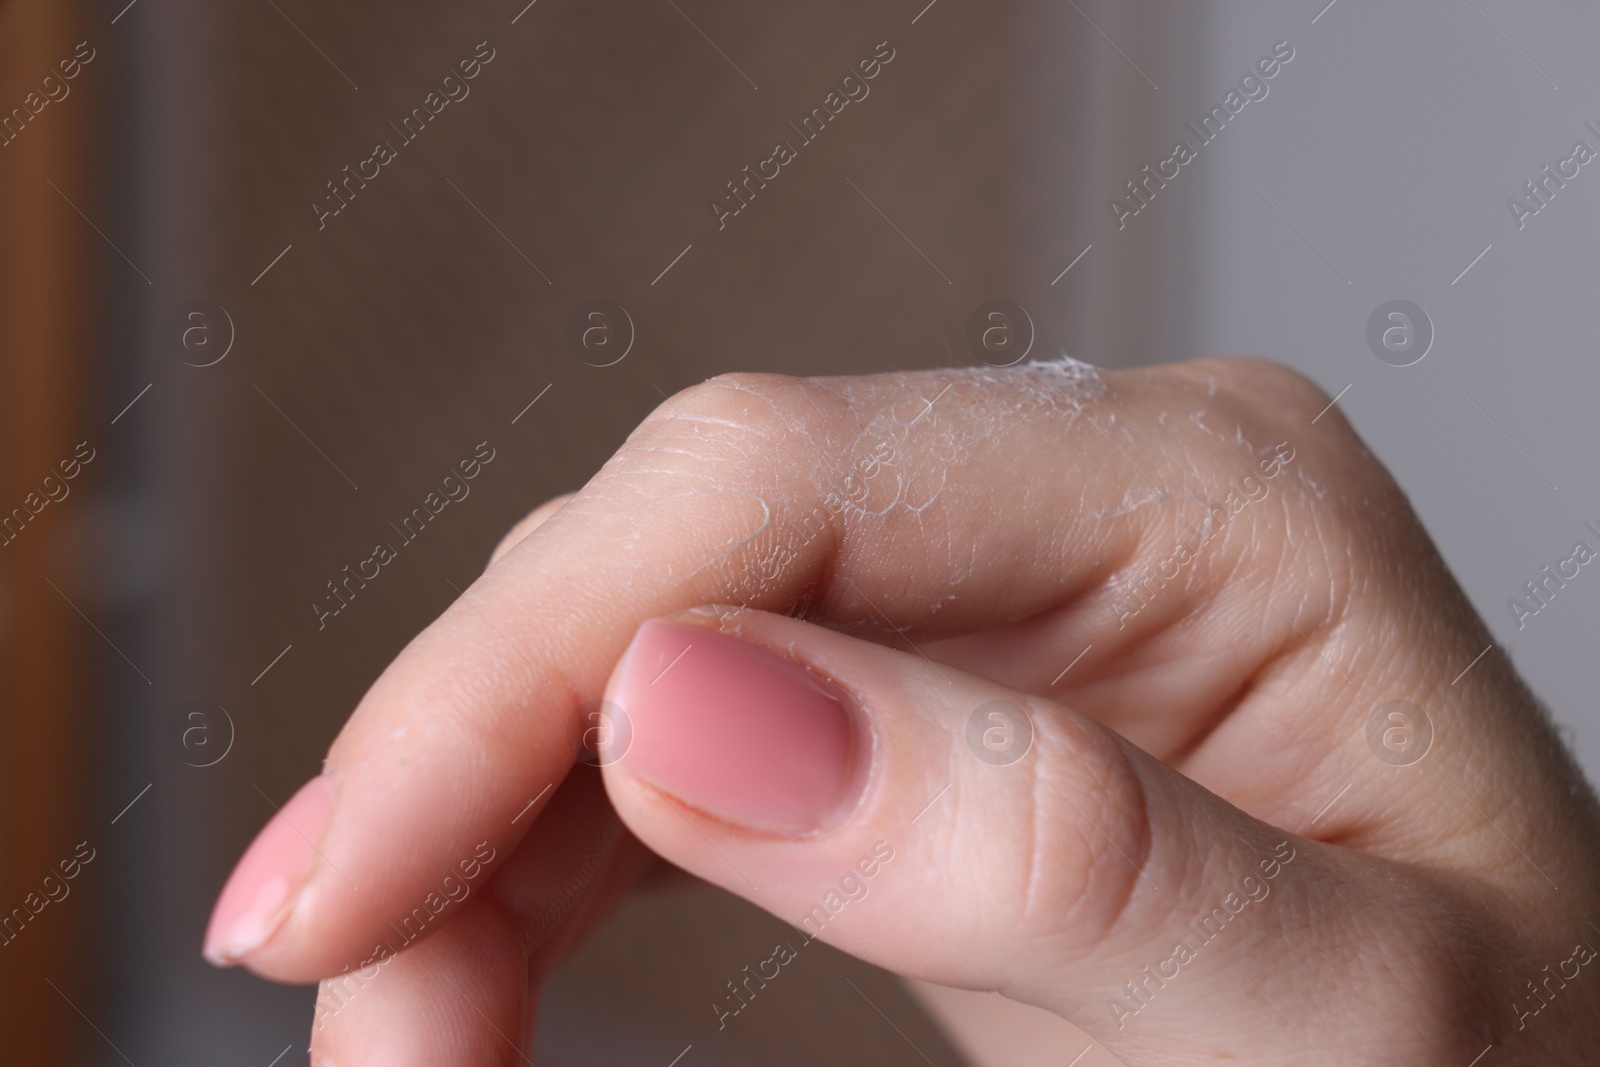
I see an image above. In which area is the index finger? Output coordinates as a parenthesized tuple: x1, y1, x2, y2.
(204, 360, 1338, 981)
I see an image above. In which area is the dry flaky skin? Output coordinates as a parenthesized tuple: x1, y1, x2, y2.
(220, 358, 1595, 1066)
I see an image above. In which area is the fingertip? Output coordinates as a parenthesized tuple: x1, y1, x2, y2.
(203, 774, 336, 969)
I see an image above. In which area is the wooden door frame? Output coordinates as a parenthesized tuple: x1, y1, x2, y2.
(0, 0, 99, 1059)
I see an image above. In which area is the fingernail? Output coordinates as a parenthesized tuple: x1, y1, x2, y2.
(612, 620, 861, 834)
(203, 775, 336, 966)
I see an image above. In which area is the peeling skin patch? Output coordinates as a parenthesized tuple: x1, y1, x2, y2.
(811, 357, 1110, 530)
(827, 353, 1106, 456)
(1092, 486, 1167, 521)
(1298, 474, 1331, 502)
(1189, 406, 1283, 470)
(658, 358, 1117, 616)
(1020, 353, 1108, 408)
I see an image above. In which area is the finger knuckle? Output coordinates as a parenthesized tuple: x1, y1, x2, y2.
(617, 373, 825, 482)
(1170, 358, 1380, 618)
(1017, 712, 1154, 954)
(1196, 357, 1333, 417)
(646, 373, 813, 440)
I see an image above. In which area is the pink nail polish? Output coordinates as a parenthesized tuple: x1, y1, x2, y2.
(612, 620, 861, 834)
(203, 775, 335, 966)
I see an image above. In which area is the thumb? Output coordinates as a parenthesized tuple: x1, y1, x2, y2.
(597, 609, 1458, 1064)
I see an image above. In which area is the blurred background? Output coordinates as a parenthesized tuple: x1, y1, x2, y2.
(2, 0, 1597, 1063)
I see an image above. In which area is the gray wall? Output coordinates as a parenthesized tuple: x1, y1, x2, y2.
(1190, 0, 1600, 773)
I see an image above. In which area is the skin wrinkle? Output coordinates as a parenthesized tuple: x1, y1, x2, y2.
(1018, 715, 1154, 966)
(615, 446, 722, 464)
(1172, 434, 1299, 551)
(1074, 490, 1291, 756)
(1172, 569, 1362, 834)
(677, 492, 772, 582)
(1254, 489, 1350, 654)
(664, 414, 757, 433)
(1092, 487, 1167, 522)
(1016, 742, 1047, 954)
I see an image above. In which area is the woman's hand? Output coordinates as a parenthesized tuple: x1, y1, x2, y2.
(204, 358, 1600, 1065)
